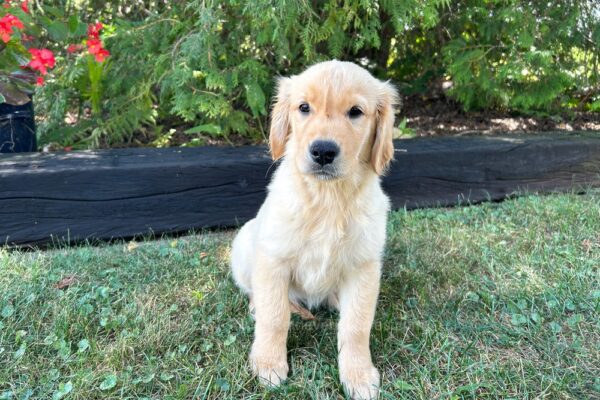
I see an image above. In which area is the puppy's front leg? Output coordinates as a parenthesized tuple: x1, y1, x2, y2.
(250, 251, 290, 386)
(338, 261, 381, 400)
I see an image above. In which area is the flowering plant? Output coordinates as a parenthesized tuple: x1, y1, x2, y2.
(0, 1, 48, 105)
(67, 21, 111, 116)
(0, 1, 109, 108)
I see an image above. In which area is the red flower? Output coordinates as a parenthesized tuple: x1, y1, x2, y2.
(0, 13, 24, 43)
(86, 37, 110, 62)
(28, 48, 56, 75)
(87, 22, 103, 39)
(86, 38, 102, 53)
(67, 43, 83, 53)
(20, 0, 28, 13)
(93, 47, 110, 62)
(36, 76, 44, 86)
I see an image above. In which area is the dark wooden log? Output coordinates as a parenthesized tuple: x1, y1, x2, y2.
(1, 133, 599, 246)
(386, 133, 600, 209)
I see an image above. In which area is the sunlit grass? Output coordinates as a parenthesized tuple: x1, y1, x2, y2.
(1, 191, 599, 399)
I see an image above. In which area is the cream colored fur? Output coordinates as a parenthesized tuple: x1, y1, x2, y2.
(231, 60, 398, 400)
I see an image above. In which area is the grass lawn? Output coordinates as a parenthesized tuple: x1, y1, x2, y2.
(1, 192, 599, 399)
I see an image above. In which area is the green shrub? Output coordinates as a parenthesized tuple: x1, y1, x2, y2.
(34, 0, 599, 148)
(440, 0, 599, 112)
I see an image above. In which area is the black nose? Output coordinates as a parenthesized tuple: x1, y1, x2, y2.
(309, 140, 339, 166)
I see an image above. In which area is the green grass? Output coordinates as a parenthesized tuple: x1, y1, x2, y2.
(1, 192, 599, 400)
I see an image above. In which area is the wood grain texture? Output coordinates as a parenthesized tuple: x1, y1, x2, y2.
(386, 134, 600, 208)
(1, 133, 599, 246)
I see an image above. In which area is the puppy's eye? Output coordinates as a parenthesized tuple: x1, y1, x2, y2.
(299, 103, 310, 113)
(348, 106, 363, 118)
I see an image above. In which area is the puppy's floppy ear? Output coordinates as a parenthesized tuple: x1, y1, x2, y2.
(371, 81, 400, 175)
(269, 77, 292, 161)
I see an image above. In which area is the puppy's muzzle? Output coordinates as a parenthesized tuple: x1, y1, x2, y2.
(309, 140, 339, 166)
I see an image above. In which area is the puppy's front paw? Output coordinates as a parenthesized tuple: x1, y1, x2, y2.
(250, 351, 289, 387)
(340, 364, 380, 400)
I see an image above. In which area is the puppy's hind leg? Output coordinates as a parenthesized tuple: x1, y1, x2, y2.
(327, 291, 340, 311)
(231, 219, 257, 314)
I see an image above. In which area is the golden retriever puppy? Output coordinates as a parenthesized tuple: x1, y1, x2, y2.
(231, 60, 398, 399)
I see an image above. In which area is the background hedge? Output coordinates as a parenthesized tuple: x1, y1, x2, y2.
(33, 0, 599, 148)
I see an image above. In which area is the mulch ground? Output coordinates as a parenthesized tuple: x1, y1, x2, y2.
(402, 95, 600, 137)
(172, 98, 599, 148)
(43, 96, 600, 152)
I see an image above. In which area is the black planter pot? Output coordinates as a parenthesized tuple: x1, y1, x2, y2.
(0, 100, 37, 153)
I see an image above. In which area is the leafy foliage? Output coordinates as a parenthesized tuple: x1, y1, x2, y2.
(32, 0, 599, 148)
(439, 0, 599, 112)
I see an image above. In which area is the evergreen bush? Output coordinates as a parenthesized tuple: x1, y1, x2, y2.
(29, 0, 598, 148)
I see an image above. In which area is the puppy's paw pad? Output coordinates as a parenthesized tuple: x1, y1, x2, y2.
(250, 356, 289, 387)
(340, 365, 380, 400)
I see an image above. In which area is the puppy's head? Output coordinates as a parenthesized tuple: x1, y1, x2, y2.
(269, 60, 399, 179)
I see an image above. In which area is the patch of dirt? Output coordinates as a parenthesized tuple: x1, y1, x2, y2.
(41, 96, 600, 152)
(126, 96, 598, 149)
(401, 95, 600, 137)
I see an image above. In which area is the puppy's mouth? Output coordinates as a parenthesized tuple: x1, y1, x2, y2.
(307, 164, 340, 180)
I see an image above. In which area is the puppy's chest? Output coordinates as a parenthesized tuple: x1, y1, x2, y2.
(288, 211, 373, 294)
